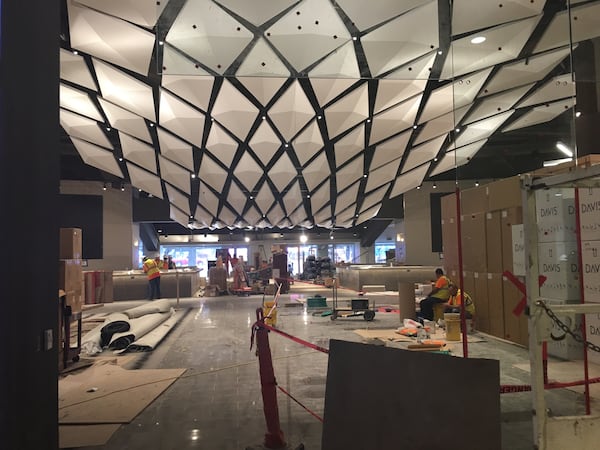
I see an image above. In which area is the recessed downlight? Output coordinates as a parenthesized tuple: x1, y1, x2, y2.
(471, 36, 486, 44)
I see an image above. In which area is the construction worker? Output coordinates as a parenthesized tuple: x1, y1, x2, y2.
(142, 255, 161, 300)
(445, 283, 475, 318)
(418, 268, 451, 320)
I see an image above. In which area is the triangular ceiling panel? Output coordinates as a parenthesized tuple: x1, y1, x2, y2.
(430, 139, 487, 177)
(93, 59, 155, 121)
(389, 162, 430, 198)
(313, 207, 333, 227)
(454, 110, 514, 148)
(60, 109, 112, 149)
(157, 128, 194, 171)
(369, 94, 422, 145)
(161, 75, 213, 112)
(335, 180, 360, 215)
(60, 49, 96, 91)
(60, 83, 103, 122)
(309, 41, 361, 79)
(70, 137, 123, 178)
(165, 184, 190, 216)
(502, 99, 575, 133)
(365, 159, 401, 192)
(161, 44, 211, 76)
(361, 183, 389, 213)
(255, 181, 275, 214)
(413, 106, 469, 145)
(293, 120, 324, 166)
(126, 163, 163, 199)
(216, 0, 296, 26)
(336, 0, 430, 31)
(238, 77, 286, 106)
(67, 0, 155, 76)
(235, 152, 263, 191)
(227, 181, 247, 214)
(336, 155, 363, 192)
(310, 180, 331, 213)
(517, 74, 576, 108)
(264, 0, 352, 71)
(159, 89, 205, 148)
(464, 84, 533, 125)
(324, 83, 369, 138)
(384, 51, 437, 80)
(199, 154, 228, 193)
(245, 206, 262, 226)
(205, 123, 238, 168)
(355, 204, 381, 226)
(370, 129, 411, 170)
(334, 125, 365, 167)
(535, 2, 600, 53)
(269, 152, 297, 192)
(198, 182, 220, 216)
(268, 204, 285, 227)
(269, 81, 314, 141)
(99, 98, 152, 144)
(374, 79, 427, 114)
(170, 205, 192, 228)
(236, 38, 290, 77)
(212, 80, 259, 141)
(159, 156, 191, 195)
(219, 206, 238, 227)
(249, 121, 281, 166)
(74, 0, 167, 28)
(303, 152, 329, 192)
(311, 78, 357, 108)
(283, 181, 303, 214)
(192, 206, 213, 228)
(288, 205, 307, 227)
(362, 1, 439, 76)
(402, 134, 446, 173)
(165, 0, 254, 74)
(120, 132, 157, 174)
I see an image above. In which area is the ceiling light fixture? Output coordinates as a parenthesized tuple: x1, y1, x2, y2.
(300, 234, 308, 243)
(556, 141, 573, 157)
(543, 157, 573, 167)
(120, 184, 125, 191)
(244, 236, 250, 243)
(102, 183, 107, 191)
(416, 185, 421, 190)
(118, 157, 123, 162)
(475, 181, 480, 187)
(471, 36, 486, 44)
(576, 111, 582, 118)
(191, 173, 196, 178)
(432, 183, 437, 189)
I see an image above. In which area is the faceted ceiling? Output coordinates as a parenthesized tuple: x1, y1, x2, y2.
(59, 0, 597, 230)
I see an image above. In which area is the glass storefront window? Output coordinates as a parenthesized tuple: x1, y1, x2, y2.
(375, 244, 396, 263)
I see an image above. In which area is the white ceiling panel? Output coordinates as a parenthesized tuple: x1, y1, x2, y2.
(365, 159, 401, 191)
(165, 184, 190, 215)
(205, 123, 238, 168)
(441, 17, 540, 79)
(219, 206, 238, 227)
(337, 0, 431, 31)
(335, 206, 357, 227)
(265, 0, 352, 71)
(402, 134, 446, 173)
(308, 41, 361, 79)
(370, 130, 411, 170)
(198, 182, 220, 216)
(216, 0, 296, 27)
(67, 0, 155, 75)
(269, 152, 297, 192)
(70, 136, 123, 178)
(451, 0, 544, 36)
(288, 206, 307, 227)
(535, 2, 600, 53)
(311, 78, 357, 107)
(293, 120, 324, 166)
(313, 207, 333, 227)
(245, 206, 262, 226)
(192, 206, 213, 228)
(335, 180, 360, 215)
(157, 128, 194, 171)
(162, 75, 213, 112)
(355, 204, 381, 225)
(389, 163, 431, 198)
(227, 181, 247, 214)
(238, 77, 287, 106)
(199, 154, 228, 193)
(60, 49, 96, 91)
(170, 205, 192, 228)
(255, 181, 275, 214)
(361, 183, 389, 212)
(212, 79, 258, 141)
(369, 94, 422, 145)
(375, 79, 427, 114)
(384, 51, 437, 80)
(430, 139, 487, 177)
(303, 152, 329, 192)
(93, 59, 156, 121)
(159, 89, 205, 148)
(454, 110, 514, 147)
(283, 181, 303, 214)
(60, 109, 112, 149)
(127, 163, 163, 199)
(310, 181, 331, 213)
(74, 0, 167, 28)
(159, 156, 191, 195)
(236, 38, 290, 77)
(269, 81, 315, 141)
(413, 107, 468, 145)
(362, 1, 439, 76)
(99, 98, 152, 143)
(502, 99, 575, 133)
(517, 74, 575, 108)
(268, 204, 286, 227)
(336, 156, 364, 192)
(249, 121, 281, 166)
(161, 44, 211, 75)
(334, 125, 365, 167)
(165, 0, 254, 74)
(60, 83, 103, 121)
(120, 132, 157, 174)
(324, 83, 369, 138)
(235, 152, 263, 191)
(464, 84, 533, 124)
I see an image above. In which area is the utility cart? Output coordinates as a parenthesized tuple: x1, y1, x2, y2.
(330, 281, 375, 321)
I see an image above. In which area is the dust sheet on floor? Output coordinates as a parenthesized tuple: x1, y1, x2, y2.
(353, 328, 486, 345)
(59, 424, 121, 448)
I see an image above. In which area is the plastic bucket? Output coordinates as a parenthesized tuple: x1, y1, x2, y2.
(263, 301, 277, 326)
(444, 313, 461, 341)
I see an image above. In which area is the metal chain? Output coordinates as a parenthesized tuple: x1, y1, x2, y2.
(537, 301, 600, 353)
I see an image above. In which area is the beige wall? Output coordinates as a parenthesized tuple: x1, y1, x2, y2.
(60, 180, 136, 270)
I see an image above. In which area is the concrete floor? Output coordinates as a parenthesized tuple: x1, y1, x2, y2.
(76, 283, 589, 450)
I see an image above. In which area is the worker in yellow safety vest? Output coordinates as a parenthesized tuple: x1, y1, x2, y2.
(142, 256, 161, 300)
(418, 268, 452, 320)
(445, 284, 475, 318)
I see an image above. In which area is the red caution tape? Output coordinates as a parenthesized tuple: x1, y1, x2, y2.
(252, 321, 329, 354)
(503, 271, 547, 317)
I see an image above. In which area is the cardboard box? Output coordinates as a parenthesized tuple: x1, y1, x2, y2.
(473, 272, 489, 333)
(461, 213, 487, 272)
(582, 241, 600, 303)
(535, 188, 577, 243)
(486, 273, 505, 339)
(511, 224, 526, 277)
(58, 260, 83, 293)
(501, 208, 523, 274)
(60, 228, 82, 259)
(487, 176, 522, 211)
(460, 187, 488, 214)
(538, 241, 580, 301)
(578, 187, 600, 242)
(485, 212, 503, 273)
(442, 217, 459, 271)
(441, 192, 457, 220)
(586, 312, 600, 365)
(544, 298, 584, 360)
(502, 275, 528, 346)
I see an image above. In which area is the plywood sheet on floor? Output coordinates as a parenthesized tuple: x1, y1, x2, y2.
(59, 363, 186, 424)
(353, 329, 412, 342)
(59, 424, 120, 448)
(322, 339, 501, 450)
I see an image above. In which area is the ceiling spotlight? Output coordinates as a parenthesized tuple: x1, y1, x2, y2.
(433, 157, 438, 162)
(250, 195, 254, 200)
(244, 236, 250, 243)
(576, 111, 582, 118)
(191, 173, 196, 178)
(437, 50, 443, 55)
(416, 185, 421, 190)
(432, 183, 437, 189)
(366, 118, 371, 123)
(106, 126, 111, 131)
(363, 174, 368, 178)
(102, 183, 107, 191)
(556, 141, 573, 157)
(157, 229, 163, 233)
(475, 181, 480, 187)
(471, 36, 486, 44)
(158, 41, 164, 46)
(72, 50, 78, 55)
(307, 194, 311, 198)
(149, 122, 155, 127)
(118, 157, 123, 162)
(317, 115, 322, 120)
(330, 235, 334, 240)
(455, 128, 460, 132)
(300, 234, 308, 243)
(120, 184, 125, 191)
(262, 115, 266, 120)
(352, 36, 358, 41)
(138, 188, 142, 192)
(284, 143, 289, 147)
(412, 125, 417, 129)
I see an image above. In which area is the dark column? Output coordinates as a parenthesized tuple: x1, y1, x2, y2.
(574, 40, 600, 157)
(0, 1, 60, 449)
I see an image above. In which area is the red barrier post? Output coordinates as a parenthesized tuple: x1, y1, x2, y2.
(255, 308, 286, 449)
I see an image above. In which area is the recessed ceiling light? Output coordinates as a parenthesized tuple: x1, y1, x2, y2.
(576, 111, 581, 117)
(158, 41, 164, 46)
(72, 50, 78, 55)
(191, 173, 196, 178)
(471, 36, 486, 44)
(437, 50, 443, 55)
(118, 157, 123, 162)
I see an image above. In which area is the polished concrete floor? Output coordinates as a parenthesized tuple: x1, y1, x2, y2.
(75, 283, 591, 450)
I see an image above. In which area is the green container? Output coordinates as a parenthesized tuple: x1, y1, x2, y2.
(307, 296, 328, 308)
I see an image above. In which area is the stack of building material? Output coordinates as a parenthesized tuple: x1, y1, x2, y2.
(208, 267, 227, 292)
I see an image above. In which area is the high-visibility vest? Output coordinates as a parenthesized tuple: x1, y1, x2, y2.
(431, 275, 451, 300)
(448, 289, 475, 316)
(143, 259, 161, 280)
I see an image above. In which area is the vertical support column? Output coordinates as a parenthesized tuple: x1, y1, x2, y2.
(455, 187, 468, 358)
